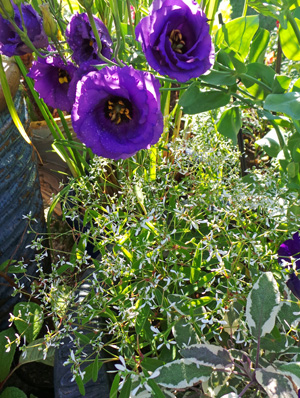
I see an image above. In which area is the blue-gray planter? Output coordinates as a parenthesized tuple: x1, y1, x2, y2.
(0, 90, 45, 329)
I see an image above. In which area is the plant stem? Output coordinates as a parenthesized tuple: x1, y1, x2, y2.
(238, 380, 255, 397)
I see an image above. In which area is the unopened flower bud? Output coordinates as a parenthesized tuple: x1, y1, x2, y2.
(0, 0, 14, 18)
(40, 3, 57, 38)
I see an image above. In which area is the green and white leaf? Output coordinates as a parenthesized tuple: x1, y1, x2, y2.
(13, 302, 44, 344)
(245, 272, 280, 338)
(256, 366, 297, 397)
(149, 359, 212, 389)
(277, 362, 300, 389)
(172, 317, 199, 349)
(219, 394, 239, 398)
(180, 344, 233, 370)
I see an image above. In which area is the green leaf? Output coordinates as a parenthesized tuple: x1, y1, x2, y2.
(247, 0, 279, 18)
(109, 373, 121, 398)
(215, 16, 259, 60)
(13, 302, 44, 344)
(180, 344, 234, 370)
(217, 107, 242, 145)
(0, 387, 27, 398)
(256, 367, 297, 397)
(241, 63, 274, 99)
(135, 303, 151, 335)
(245, 272, 280, 339)
(272, 75, 291, 94)
(287, 161, 299, 178)
(150, 359, 212, 388)
(0, 329, 17, 382)
(200, 70, 236, 86)
(255, 129, 282, 158)
(248, 28, 270, 63)
(179, 83, 230, 114)
(264, 92, 300, 119)
(278, 362, 300, 388)
(260, 333, 295, 353)
(19, 338, 55, 367)
(147, 379, 166, 398)
(172, 317, 199, 349)
(292, 77, 300, 92)
(279, 17, 300, 60)
(278, 300, 300, 326)
(119, 377, 131, 398)
(288, 134, 300, 162)
(75, 375, 85, 396)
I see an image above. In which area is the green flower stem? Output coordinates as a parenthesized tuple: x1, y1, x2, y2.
(110, 0, 125, 67)
(14, 55, 78, 177)
(286, 9, 300, 46)
(86, 7, 118, 67)
(0, 55, 44, 162)
(126, 0, 135, 40)
(159, 86, 189, 91)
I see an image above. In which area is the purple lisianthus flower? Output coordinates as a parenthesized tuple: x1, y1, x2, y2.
(0, 3, 48, 57)
(65, 13, 112, 66)
(278, 231, 300, 300)
(71, 66, 163, 160)
(27, 54, 77, 113)
(135, 0, 214, 83)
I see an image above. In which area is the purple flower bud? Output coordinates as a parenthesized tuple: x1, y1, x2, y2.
(65, 12, 112, 66)
(135, 0, 214, 82)
(0, 3, 48, 57)
(27, 53, 77, 113)
(71, 66, 163, 160)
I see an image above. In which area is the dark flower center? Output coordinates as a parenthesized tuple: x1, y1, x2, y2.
(58, 69, 71, 84)
(104, 97, 133, 125)
(169, 29, 186, 54)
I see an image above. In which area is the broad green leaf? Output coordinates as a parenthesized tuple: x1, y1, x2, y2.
(256, 367, 297, 397)
(0, 387, 27, 398)
(249, 28, 270, 63)
(288, 134, 300, 162)
(0, 328, 17, 382)
(241, 63, 274, 99)
(264, 92, 300, 119)
(150, 359, 212, 388)
(279, 18, 300, 60)
(135, 303, 151, 335)
(19, 338, 55, 366)
(180, 344, 233, 370)
(245, 272, 280, 339)
(278, 300, 300, 326)
(278, 362, 300, 388)
(287, 161, 299, 178)
(119, 376, 131, 398)
(292, 77, 300, 92)
(13, 302, 44, 344)
(203, 370, 231, 396)
(272, 75, 291, 94)
(200, 70, 236, 86)
(147, 379, 166, 398)
(215, 16, 259, 60)
(109, 373, 120, 398)
(260, 334, 295, 353)
(172, 317, 199, 349)
(255, 129, 282, 158)
(247, 1, 279, 18)
(217, 107, 242, 145)
(179, 83, 230, 114)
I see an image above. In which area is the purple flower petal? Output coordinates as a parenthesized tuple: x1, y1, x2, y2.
(278, 232, 300, 269)
(286, 273, 300, 300)
(65, 13, 112, 66)
(135, 0, 214, 82)
(0, 3, 48, 57)
(71, 66, 163, 160)
(28, 53, 77, 113)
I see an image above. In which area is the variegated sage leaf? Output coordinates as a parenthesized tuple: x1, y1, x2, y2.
(149, 359, 212, 389)
(180, 344, 234, 370)
(245, 272, 280, 339)
(219, 394, 239, 398)
(256, 366, 298, 398)
(277, 362, 300, 389)
(172, 317, 199, 348)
